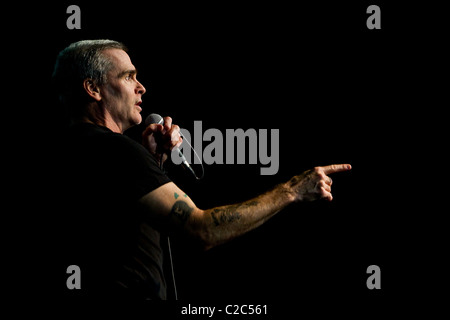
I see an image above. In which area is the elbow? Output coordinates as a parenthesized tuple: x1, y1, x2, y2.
(202, 243, 214, 252)
(197, 227, 216, 251)
(191, 208, 240, 251)
(188, 208, 217, 251)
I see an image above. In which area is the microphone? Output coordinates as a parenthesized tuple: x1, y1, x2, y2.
(145, 113, 198, 178)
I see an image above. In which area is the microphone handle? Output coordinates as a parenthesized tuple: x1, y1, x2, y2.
(146, 113, 202, 179)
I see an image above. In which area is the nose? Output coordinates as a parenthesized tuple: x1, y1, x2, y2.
(136, 80, 146, 95)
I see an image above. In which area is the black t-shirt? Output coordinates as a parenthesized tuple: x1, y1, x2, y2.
(61, 123, 171, 299)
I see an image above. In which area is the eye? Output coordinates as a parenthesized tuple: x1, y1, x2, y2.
(125, 72, 136, 81)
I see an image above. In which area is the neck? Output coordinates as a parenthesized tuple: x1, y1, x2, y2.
(81, 103, 124, 134)
(103, 115, 123, 134)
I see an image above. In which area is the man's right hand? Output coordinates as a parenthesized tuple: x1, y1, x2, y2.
(142, 116, 183, 163)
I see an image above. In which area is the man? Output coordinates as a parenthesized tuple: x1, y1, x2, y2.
(53, 39, 351, 299)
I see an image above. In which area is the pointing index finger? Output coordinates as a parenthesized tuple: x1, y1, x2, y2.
(321, 164, 352, 175)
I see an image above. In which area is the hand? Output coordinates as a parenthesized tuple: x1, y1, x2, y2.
(286, 164, 352, 202)
(142, 116, 183, 163)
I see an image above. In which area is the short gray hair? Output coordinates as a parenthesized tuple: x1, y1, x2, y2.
(52, 39, 128, 119)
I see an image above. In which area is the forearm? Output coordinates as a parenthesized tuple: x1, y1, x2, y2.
(143, 164, 350, 250)
(198, 182, 294, 249)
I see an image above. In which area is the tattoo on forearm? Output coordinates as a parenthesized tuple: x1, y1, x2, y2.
(210, 200, 259, 226)
(210, 207, 240, 226)
(170, 200, 193, 225)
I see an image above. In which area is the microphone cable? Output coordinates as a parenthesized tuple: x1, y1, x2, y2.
(157, 156, 178, 300)
(151, 115, 205, 300)
(179, 131, 204, 180)
(167, 236, 178, 300)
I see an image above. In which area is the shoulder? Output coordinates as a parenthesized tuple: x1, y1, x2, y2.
(69, 123, 154, 158)
(67, 123, 163, 172)
(104, 130, 146, 154)
(103, 130, 161, 168)
(67, 123, 171, 198)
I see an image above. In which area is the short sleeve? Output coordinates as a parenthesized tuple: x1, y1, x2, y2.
(101, 134, 171, 201)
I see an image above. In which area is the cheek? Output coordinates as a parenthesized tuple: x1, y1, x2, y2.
(102, 82, 135, 112)
(103, 84, 123, 103)
(110, 87, 133, 109)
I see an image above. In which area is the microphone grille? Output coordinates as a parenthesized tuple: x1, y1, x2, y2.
(145, 113, 164, 126)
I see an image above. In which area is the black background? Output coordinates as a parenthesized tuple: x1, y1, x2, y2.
(8, 0, 447, 317)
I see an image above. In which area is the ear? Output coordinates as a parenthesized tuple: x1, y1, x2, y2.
(83, 79, 102, 102)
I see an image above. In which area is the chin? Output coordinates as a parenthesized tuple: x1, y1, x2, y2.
(136, 115, 142, 125)
(133, 113, 143, 125)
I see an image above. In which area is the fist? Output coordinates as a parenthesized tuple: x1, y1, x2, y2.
(142, 116, 183, 163)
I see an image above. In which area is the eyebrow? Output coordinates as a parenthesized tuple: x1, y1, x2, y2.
(117, 68, 138, 78)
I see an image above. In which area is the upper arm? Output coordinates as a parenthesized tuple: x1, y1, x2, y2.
(138, 182, 209, 243)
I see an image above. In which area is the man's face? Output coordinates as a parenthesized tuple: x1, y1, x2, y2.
(99, 49, 146, 132)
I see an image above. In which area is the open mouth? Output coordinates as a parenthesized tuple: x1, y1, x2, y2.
(135, 101, 142, 111)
